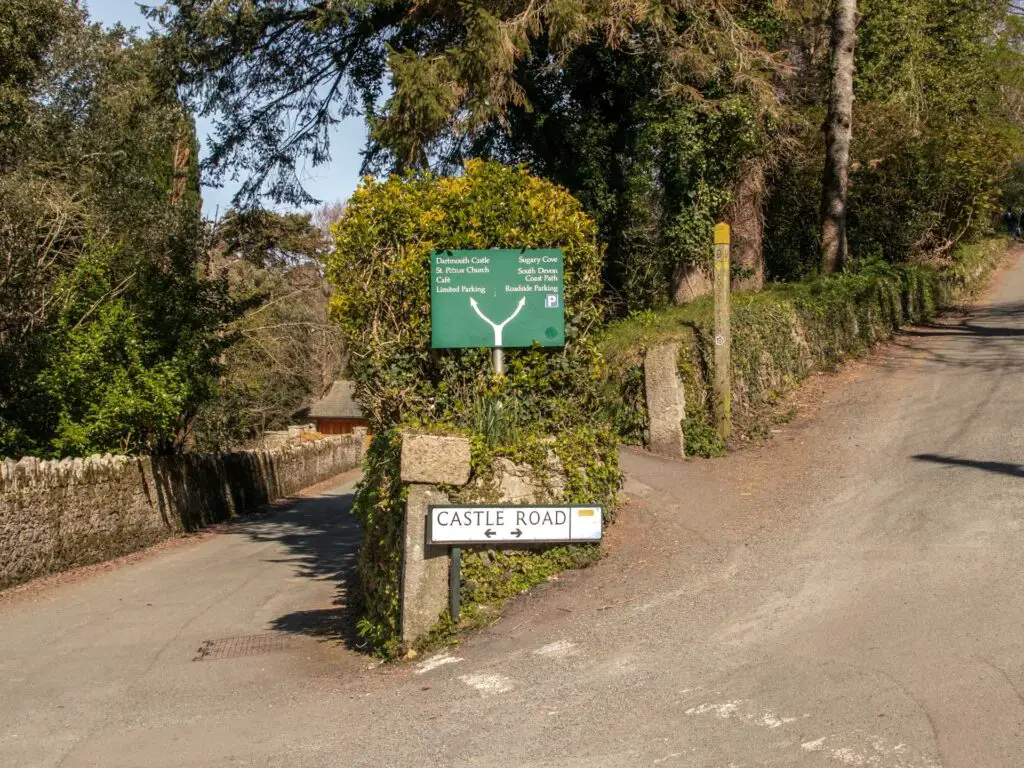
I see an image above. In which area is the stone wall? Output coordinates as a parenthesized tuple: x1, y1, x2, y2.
(398, 432, 577, 646)
(0, 435, 366, 589)
(255, 424, 317, 450)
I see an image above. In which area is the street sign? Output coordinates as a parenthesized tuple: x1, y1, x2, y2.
(430, 249, 565, 349)
(428, 505, 603, 546)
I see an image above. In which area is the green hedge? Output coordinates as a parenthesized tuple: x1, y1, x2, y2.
(326, 160, 607, 432)
(601, 239, 1006, 453)
(328, 162, 622, 656)
(349, 430, 407, 656)
(351, 424, 620, 657)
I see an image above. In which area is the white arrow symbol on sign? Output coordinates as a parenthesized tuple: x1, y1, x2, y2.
(469, 296, 526, 346)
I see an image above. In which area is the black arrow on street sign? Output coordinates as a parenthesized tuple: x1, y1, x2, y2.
(511, 529, 523, 538)
(485, 529, 496, 538)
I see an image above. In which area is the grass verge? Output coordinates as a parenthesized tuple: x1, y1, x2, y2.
(599, 238, 1009, 454)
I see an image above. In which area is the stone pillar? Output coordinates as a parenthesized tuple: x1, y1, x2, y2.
(401, 484, 451, 645)
(644, 343, 686, 459)
(398, 432, 472, 646)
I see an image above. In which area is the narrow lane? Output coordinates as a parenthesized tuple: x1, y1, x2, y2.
(4, 252, 1024, 767)
(0, 473, 366, 768)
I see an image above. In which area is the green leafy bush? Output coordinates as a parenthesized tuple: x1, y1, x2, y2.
(327, 159, 606, 431)
(765, 0, 1019, 279)
(0, 11, 228, 459)
(327, 161, 621, 654)
(349, 430, 407, 658)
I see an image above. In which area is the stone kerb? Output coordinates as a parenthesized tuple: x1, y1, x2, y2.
(644, 343, 686, 458)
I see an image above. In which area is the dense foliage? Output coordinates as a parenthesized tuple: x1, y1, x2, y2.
(765, 0, 1024, 279)
(327, 162, 620, 653)
(327, 160, 606, 430)
(153, 0, 784, 309)
(477, 40, 770, 310)
(191, 210, 343, 450)
(155, 0, 1024, 308)
(0, 2, 230, 458)
(6, 0, 1023, 458)
(152, 0, 778, 204)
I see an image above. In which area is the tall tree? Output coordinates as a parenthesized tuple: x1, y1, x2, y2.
(153, 1, 784, 309)
(192, 210, 341, 450)
(151, 0, 780, 208)
(478, 38, 772, 308)
(821, 0, 857, 273)
(0, 1, 231, 458)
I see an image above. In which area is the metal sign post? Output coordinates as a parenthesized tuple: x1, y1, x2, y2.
(449, 545, 461, 622)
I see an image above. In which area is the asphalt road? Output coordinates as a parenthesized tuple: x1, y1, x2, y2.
(3, 250, 1024, 767)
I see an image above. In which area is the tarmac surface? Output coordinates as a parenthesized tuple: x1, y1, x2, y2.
(3, 251, 1024, 766)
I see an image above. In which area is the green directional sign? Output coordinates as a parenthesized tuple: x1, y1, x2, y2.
(430, 249, 565, 349)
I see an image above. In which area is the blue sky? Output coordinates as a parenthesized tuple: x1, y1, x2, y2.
(84, 0, 366, 218)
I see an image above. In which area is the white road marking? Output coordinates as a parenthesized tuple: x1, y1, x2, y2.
(652, 753, 682, 764)
(685, 699, 801, 730)
(799, 733, 938, 768)
(832, 746, 873, 765)
(460, 673, 514, 695)
(757, 711, 799, 728)
(685, 700, 747, 718)
(534, 640, 577, 658)
(415, 653, 464, 674)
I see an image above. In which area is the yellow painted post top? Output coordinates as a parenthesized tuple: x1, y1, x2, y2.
(714, 222, 731, 245)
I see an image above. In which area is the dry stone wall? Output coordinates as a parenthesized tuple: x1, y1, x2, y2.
(0, 435, 366, 589)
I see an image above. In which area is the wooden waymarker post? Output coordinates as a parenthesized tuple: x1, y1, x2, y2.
(713, 223, 732, 439)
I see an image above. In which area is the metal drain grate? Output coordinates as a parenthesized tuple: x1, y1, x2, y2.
(193, 633, 292, 661)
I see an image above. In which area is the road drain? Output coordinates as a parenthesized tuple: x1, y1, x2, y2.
(193, 633, 292, 661)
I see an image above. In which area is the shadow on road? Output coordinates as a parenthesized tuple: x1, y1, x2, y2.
(226, 487, 367, 651)
(912, 453, 1024, 478)
(901, 301, 1024, 335)
(888, 300, 1024, 373)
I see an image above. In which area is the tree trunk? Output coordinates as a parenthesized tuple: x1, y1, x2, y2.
(672, 262, 713, 304)
(725, 160, 766, 292)
(170, 120, 192, 207)
(821, 0, 856, 274)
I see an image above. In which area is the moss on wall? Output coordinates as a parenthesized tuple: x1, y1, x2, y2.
(600, 239, 1007, 454)
(0, 436, 366, 589)
(354, 423, 620, 657)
